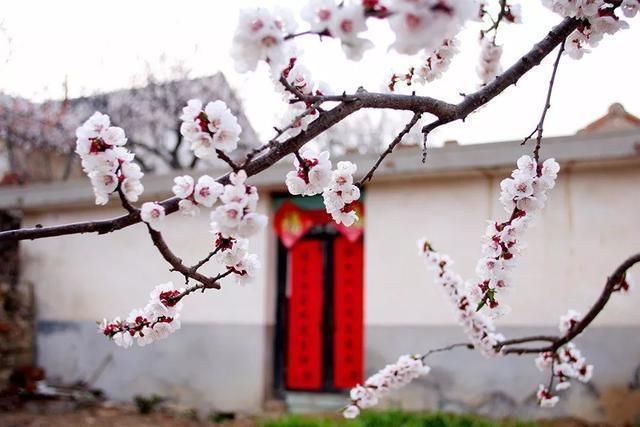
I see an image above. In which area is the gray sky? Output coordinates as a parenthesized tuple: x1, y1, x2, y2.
(1, 0, 638, 145)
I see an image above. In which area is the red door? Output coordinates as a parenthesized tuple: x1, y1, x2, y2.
(285, 236, 364, 391)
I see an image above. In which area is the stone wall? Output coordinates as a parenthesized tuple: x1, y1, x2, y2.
(0, 210, 33, 389)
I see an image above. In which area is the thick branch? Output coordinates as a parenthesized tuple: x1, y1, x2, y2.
(451, 17, 578, 124)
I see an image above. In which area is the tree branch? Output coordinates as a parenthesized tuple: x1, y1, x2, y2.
(501, 253, 640, 355)
(414, 253, 638, 360)
(0, 16, 580, 244)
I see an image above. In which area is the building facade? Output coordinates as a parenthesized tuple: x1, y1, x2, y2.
(0, 125, 639, 423)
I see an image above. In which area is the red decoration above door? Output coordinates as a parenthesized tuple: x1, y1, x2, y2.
(273, 201, 314, 248)
(274, 200, 365, 245)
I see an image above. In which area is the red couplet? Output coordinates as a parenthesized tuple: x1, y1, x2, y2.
(286, 240, 324, 390)
(333, 236, 364, 389)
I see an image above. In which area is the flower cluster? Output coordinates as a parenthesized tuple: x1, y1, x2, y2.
(284, 151, 360, 227)
(209, 170, 267, 285)
(233, 1, 477, 75)
(388, 0, 476, 55)
(471, 156, 560, 318)
(416, 38, 459, 84)
(322, 161, 361, 226)
(231, 8, 295, 73)
(533, 311, 594, 407)
(387, 38, 459, 92)
(75, 112, 144, 205)
(179, 99, 242, 159)
(172, 175, 224, 216)
(343, 354, 431, 419)
(302, 0, 373, 60)
(285, 148, 332, 196)
(419, 241, 505, 357)
(477, 37, 503, 85)
(536, 385, 559, 408)
(542, 0, 632, 59)
(99, 282, 183, 348)
(274, 58, 325, 138)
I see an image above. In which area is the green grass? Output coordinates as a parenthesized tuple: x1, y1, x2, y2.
(259, 410, 536, 427)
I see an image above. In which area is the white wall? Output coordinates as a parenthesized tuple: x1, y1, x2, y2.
(365, 163, 640, 327)
(21, 197, 274, 326)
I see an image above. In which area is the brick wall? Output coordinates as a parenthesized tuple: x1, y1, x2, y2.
(0, 210, 33, 389)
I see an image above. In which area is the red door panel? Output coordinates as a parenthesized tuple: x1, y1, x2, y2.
(286, 240, 324, 390)
(333, 236, 364, 389)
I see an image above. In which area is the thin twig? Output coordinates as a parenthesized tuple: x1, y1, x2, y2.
(358, 112, 423, 186)
(421, 119, 444, 163)
(241, 101, 323, 168)
(216, 149, 240, 172)
(522, 40, 567, 162)
(420, 342, 474, 361)
(189, 247, 222, 272)
(169, 269, 234, 304)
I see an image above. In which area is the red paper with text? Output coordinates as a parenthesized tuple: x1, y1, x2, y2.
(333, 236, 364, 389)
(286, 240, 324, 390)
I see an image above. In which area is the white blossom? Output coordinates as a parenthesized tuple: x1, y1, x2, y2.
(537, 385, 559, 408)
(327, 2, 373, 60)
(342, 405, 360, 419)
(194, 175, 224, 208)
(231, 253, 261, 285)
(301, 0, 338, 32)
(172, 175, 195, 199)
(477, 37, 503, 84)
(388, 0, 476, 55)
(231, 8, 295, 73)
(285, 149, 332, 196)
(559, 309, 581, 334)
(140, 202, 166, 231)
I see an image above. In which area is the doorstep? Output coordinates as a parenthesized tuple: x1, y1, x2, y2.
(285, 392, 349, 414)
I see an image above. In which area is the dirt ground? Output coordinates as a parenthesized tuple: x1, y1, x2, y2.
(0, 405, 257, 427)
